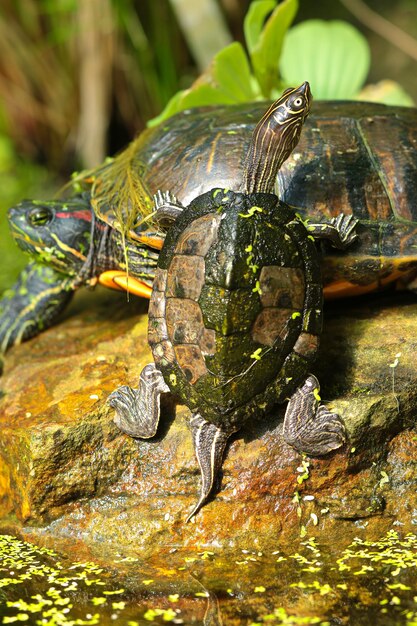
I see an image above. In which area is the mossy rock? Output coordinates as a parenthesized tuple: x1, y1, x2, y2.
(0, 288, 416, 555)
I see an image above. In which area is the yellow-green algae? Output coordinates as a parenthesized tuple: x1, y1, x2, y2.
(2, 529, 417, 625)
(0, 534, 127, 626)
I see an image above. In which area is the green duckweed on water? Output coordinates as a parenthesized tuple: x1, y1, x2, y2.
(1, 530, 417, 625)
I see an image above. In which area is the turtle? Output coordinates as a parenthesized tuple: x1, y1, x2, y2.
(126, 98, 417, 300)
(109, 82, 359, 521)
(1, 96, 416, 353)
(0, 193, 163, 353)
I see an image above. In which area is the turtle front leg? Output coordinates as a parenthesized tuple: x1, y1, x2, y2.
(308, 213, 359, 250)
(283, 375, 346, 456)
(0, 262, 74, 353)
(153, 190, 184, 228)
(109, 362, 170, 438)
(187, 414, 233, 522)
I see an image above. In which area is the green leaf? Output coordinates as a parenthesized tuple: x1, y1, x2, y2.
(148, 83, 232, 128)
(250, 0, 298, 97)
(357, 80, 415, 107)
(280, 20, 370, 99)
(212, 42, 259, 102)
(244, 0, 277, 55)
(148, 42, 259, 127)
(178, 83, 236, 107)
(147, 90, 185, 127)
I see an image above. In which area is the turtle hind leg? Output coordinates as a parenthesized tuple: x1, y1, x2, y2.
(283, 375, 346, 456)
(186, 414, 233, 523)
(109, 363, 170, 438)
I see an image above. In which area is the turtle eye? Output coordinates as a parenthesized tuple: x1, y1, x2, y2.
(292, 96, 304, 108)
(28, 207, 53, 227)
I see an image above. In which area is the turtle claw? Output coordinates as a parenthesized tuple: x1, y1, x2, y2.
(308, 404, 347, 454)
(330, 213, 359, 247)
(109, 363, 170, 439)
(153, 190, 184, 226)
(186, 414, 232, 522)
(283, 374, 346, 457)
(308, 213, 358, 250)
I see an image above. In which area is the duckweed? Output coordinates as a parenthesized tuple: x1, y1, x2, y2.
(0, 535, 127, 625)
(2, 530, 417, 625)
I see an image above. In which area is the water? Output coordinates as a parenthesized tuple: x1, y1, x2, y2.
(1, 529, 417, 625)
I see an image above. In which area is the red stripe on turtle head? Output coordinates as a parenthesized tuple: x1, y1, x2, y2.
(7, 197, 94, 277)
(56, 210, 92, 222)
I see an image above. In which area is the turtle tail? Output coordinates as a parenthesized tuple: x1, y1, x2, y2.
(186, 414, 233, 523)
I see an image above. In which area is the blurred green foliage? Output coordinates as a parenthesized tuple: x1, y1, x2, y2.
(0, 134, 55, 292)
(280, 20, 371, 99)
(151, 0, 414, 125)
(0, 0, 188, 170)
(0, 0, 187, 294)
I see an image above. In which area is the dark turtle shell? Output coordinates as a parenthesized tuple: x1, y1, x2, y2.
(136, 101, 417, 297)
(137, 101, 417, 220)
(79, 101, 416, 228)
(148, 188, 323, 429)
(75, 100, 417, 297)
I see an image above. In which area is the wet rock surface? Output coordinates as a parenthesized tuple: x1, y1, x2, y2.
(2, 528, 417, 626)
(0, 287, 417, 559)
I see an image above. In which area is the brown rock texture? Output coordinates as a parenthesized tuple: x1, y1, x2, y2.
(1, 286, 417, 556)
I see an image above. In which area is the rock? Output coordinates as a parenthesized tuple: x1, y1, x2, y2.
(1, 286, 417, 556)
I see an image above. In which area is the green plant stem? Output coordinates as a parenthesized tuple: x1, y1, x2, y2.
(76, 0, 114, 167)
(169, 0, 232, 70)
(340, 0, 417, 61)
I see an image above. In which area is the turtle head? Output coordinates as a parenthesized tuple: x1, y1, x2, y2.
(244, 81, 312, 194)
(7, 195, 93, 276)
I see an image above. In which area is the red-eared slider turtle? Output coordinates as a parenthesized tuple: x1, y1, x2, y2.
(0, 194, 163, 353)
(130, 98, 417, 299)
(1, 97, 416, 353)
(109, 83, 358, 520)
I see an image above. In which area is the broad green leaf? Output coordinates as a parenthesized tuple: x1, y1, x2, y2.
(147, 90, 185, 127)
(148, 83, 236, 128)
(357, 80, 415, 107)
(244, 0, 277, 55)
(212, 42, 259, 102)
(250, 0, 298, 97)
(148, 42, 259, 127)
(280, 20, 370, 99)
(178, 83, 237, 107)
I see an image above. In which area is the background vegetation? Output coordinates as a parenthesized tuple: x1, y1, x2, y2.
(0, 0, 416, 293)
